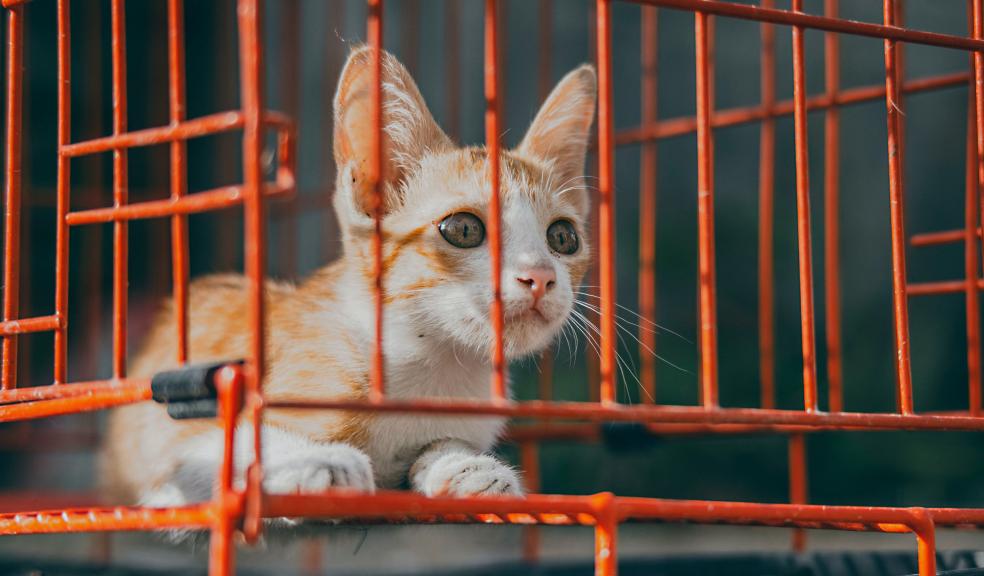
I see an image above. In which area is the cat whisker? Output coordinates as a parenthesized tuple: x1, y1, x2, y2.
(573, 300, 692, 376)
(568, 308, 652, 404)
(573, 289, 694, 344)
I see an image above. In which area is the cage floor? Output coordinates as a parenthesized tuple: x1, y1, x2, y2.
(1, 551, 982, 576)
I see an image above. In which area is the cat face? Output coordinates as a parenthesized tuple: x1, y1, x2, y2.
(333, 47, 596, 359)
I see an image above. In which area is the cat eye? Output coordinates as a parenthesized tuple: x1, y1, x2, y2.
(547, 219, 579, 255)
(438, 212, 486, 249)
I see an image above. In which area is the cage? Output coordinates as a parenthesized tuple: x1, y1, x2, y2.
(0, 0, 983, 575)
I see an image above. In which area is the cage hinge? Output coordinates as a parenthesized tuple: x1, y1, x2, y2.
(151, 360, 243, 420)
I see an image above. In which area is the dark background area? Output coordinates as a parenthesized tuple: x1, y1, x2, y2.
(0, 0, 982, 526)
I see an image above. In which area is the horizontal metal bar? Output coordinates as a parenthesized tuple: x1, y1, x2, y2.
(60, 110, 292, 158)
(626, 0, 984, 51)
(0, 503, 213, 534)
(0, 315, 60, 336)
(0, 377, 149, 405)
(0, 382, 151, 422)
(0, 491, 977, 536)
(911, 227, 981, 247)
(907, 279, 984, 296)
(267, 398, 984, 431)
(65, 182, 291, 225)
(265, 490, 983, 530)
(616, 71, 968, 146)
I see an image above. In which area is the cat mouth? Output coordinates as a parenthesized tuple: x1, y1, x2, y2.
(506, 306, 549, 323)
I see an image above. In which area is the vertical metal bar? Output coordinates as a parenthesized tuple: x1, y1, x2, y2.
(596, 0, 617, 405)
(111, 0, 129, 380)
(639, 6, 658, 403)
(824, 0, 843, 413)
(593, 493, 618, 576)
(976, 0, 984, 289)
(791, 0, 818, 413)
(972, 0, 984, 415)
(369, 0, 386, 402)
(520, 441, 541, 563)
(1, 5, 23, 390)
(695, 10, 718, 408)
(968, 110, 983, 416)
(54, 0, 71, 385)
(586, 0, 600, 404)
(209, 366, 242, 576)
(913, 512, 937, 576)
(168, 0, 190, 366)
(788, 434, 808, 551)
(882, 0, 914, 414)
(965, 4, 982, 416)
(238, 0, 267, 542)
(758, 0, 775, 409)
(486, 0, 506, 401)
(536, 0, 554, 404)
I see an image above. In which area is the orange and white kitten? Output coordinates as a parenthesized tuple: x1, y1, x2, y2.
(102, 48, 596, 506)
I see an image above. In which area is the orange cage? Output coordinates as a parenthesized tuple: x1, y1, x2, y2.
(0, 1, 983, 575)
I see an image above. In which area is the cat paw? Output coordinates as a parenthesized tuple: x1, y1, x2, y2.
(263, 443, 376, 494)
(419, 453, 523, 497)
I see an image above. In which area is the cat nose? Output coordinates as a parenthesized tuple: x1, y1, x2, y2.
(515, 268, 556, 302)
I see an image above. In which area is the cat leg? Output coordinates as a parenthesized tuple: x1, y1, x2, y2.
(139, 425, 375, 508)
(409, 438, 523, 497)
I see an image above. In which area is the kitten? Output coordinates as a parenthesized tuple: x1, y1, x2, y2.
(102, 47, 596, 507)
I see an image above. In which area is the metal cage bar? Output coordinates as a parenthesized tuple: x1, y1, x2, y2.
(1, 4, 23, 390)
(486, 0, 506, 401)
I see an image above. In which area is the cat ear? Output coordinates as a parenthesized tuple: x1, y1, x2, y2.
(333, 46, 452, 215)
(517, 65, 597, 190)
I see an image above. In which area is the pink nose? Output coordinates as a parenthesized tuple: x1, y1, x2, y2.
(515, 268, 557, 302)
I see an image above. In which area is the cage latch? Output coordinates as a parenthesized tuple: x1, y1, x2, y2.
(151, 360, 243, 420)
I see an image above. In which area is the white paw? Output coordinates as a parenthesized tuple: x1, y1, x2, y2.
(419, 453, 523, 497)
(263, 444, 376, 494)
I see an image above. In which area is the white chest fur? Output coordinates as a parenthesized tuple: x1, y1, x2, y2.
(364, 348, 507, 488)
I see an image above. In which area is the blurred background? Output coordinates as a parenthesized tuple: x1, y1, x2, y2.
(0, 0, 983, 572)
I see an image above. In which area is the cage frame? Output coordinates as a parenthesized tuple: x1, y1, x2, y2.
(0, 1, 981, 575)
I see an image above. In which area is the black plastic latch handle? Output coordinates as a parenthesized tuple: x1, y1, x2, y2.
(151, 360, 243, 419)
